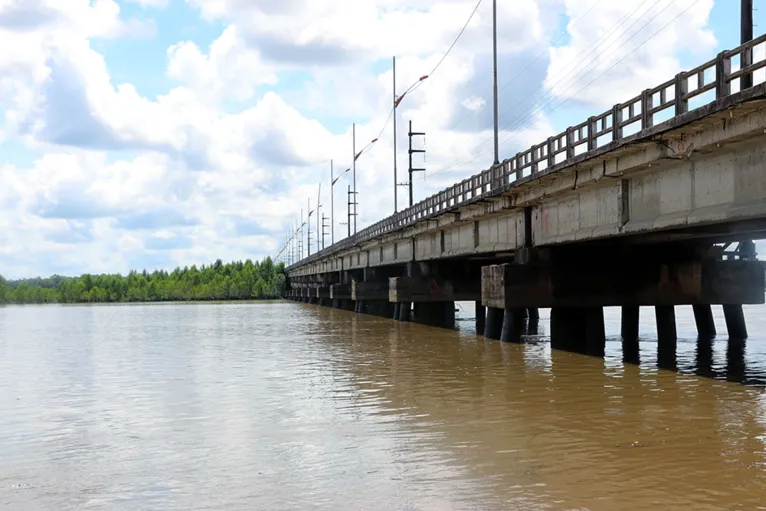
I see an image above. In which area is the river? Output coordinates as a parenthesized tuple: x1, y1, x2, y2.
(1, 302, 766, 510)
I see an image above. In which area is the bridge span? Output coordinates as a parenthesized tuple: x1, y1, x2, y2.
(286, 34, 766, 354)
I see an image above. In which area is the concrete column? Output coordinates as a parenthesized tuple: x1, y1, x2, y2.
(585, 306, 606, 358)
(550, 307, 586, 353)
(723, 304, 748, 339)
(393, 302, 401, 320)
(332, 299, 340, 309)
(475, 301, 486, 335)
(341, 300, 354, 311)
(622, 338, 640, 365)
(621, 306, 639, 340)
(692, 305, 716, 338)
(414, 302, 455, 328)
(655, 305, 677, 369)
(500, 308, 525, 343)
(655, 306, 677, 342)
(398, 303, 411, 322)
(484, 307, 504, 340)
(366, 300, 392, 318)
(527, 308, 540, 323)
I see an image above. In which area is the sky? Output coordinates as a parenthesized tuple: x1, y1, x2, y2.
(0, 0, 759, 279)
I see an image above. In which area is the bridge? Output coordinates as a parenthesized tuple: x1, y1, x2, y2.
(285, 33, 766, 355)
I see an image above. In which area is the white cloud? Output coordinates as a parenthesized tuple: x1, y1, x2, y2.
(545, 0, 716, 106)
(0, 0, 720, 278)
(167, 25, 277, 102)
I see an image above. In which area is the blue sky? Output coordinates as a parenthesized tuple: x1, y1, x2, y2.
(0, 0, 759, 278)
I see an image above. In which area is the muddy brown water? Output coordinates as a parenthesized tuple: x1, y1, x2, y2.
(1, 302, 765, 510)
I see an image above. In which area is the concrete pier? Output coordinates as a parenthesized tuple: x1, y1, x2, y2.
(484, 307, 503, 340)
(413, 302, 456, 329)
(475, 302, 486, 336)
(397, 303, 411, 322)
(500, 308, 525, 343)
(550, 308, 586, 353)
(655, 306, 677, 342)
(584, 307, 606, 358)
(621, 306, 640, 341)
(723, 304, 748, 339)
(692, 305, 717, 338)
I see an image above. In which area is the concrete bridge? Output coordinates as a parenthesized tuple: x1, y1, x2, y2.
(285, 34, 766, 355)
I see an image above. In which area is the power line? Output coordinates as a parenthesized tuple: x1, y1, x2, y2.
(428, 0, 689, 180)
(354, 0, 484, 163)
(447, 0, 609, 134)
(431, 0, 671, 176)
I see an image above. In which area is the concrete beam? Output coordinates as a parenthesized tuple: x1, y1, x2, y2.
(389, 276, 480, 303)
(482, 260, 765, 309)
(352, 281, 388, 301)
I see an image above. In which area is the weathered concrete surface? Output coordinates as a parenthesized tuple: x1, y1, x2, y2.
(352, 281, 388, 301)
(314, 287, 330, 299)
(482, 260, 765, 309)
(389, 276, 480, 303)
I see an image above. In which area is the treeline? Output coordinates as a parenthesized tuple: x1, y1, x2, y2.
(0, 258, 286, 304)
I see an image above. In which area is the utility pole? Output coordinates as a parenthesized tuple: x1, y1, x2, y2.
(352, 123, 357, 234)
(321, 214, 329, 250)
(408, 120, 426, 207)
(330, 160, 334, 245)
(316, 184, 321, 254)
(393, 56, 398, 213)
(492, 0, 499, 165)
(742, 0, 754, 89)
(300, 209, 303, 260)
(347, 184, 358, 239)
(307, 198, 312, 257)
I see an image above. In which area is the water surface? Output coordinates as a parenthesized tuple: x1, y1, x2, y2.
(1, 302, 766, 510)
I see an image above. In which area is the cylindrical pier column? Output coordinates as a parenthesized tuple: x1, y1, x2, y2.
(655, 306, 677, 342)
(550, 308, 586, 353)
(621, 306, 639, 340)
(723, 304, 748, 339)
(332, 299, 340, 309)
(484, 307, 504, 340)
(500, 308, 525, 343)
(693, 304, 717, 338)
(655, 305, 677, 369)
(475, 301, 486, 335)
(393, 302, 401, 320)
(585, 306, 606, 358)
(527, 308, 540, 323)
(398, 302, 411, 322)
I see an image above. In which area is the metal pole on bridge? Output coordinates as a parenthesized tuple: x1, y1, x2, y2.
(393, 56, 398, 213)
(330, 160, 334, 246)
(352, 123, 357, 234)
(742, 0, 754, 89)
(492, 0, 499, 165)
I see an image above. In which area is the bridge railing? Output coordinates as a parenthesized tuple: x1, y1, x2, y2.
(289, 32, 766, 270)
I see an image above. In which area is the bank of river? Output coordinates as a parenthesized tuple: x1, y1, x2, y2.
(1, 302, 765, 510)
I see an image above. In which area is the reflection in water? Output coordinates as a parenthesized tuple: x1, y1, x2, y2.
(1, 303, 766, 510)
